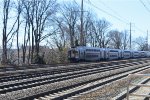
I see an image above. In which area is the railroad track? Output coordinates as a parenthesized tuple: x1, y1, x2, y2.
(0, 58, 148, 74)
(0, 61, 124, 82)
(0, 62, 138, 94)
(34, 63, 150, 100)
(0, 60, 149, 100)
(0, 61, 103, 72)
(0, 58, 147, 83)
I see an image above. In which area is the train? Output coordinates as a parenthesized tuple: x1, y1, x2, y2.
(68, 46, 150, 62)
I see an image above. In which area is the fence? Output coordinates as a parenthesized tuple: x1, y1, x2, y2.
(127, 74, 150, 100)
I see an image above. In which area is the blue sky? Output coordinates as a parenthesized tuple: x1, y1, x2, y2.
(69, 0, 150, 41)
(0, 0, 150, 48)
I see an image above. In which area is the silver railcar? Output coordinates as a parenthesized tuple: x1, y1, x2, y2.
(68, 46, 150, 62)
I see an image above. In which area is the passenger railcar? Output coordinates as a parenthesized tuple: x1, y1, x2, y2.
(108, 49, 121, 60)
(132, 51, 140, 58)
(123, 50, 131, 59)
(68, 46, 150, 62)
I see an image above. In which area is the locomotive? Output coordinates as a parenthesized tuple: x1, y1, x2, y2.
(68, 46, 150, 62)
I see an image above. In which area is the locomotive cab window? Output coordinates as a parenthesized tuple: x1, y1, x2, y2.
(68, 50, 79, 58)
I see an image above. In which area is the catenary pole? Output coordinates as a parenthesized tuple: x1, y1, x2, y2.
(130, 22, 132, 50)
(80, 0, 84, 46)
(147, 30, 148, 50)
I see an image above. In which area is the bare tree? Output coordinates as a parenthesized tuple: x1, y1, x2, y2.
(51, 17, 70, 62)
(108, 30, 123, 49)
(21, 0, 31, 64)
(15, 0, 23, 65)
(2, 0, 18, 64)
(82, 12, 95, 46)
(107, 30, 130, 50)
(2, 0, 10, 64)
(85, 19, 96, 47)
(94, 19, 110, 48)
(85, 18, 110, 48)
(60, 1, 80, 47)
(21, 0, 57, 64)
(134, 36, 148, 51)
(122, 30, 129, 50)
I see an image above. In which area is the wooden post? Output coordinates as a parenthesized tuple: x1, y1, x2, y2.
(127, 81, 130, 100)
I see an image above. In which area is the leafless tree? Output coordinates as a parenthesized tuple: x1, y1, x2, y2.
(60, 1, 80, 47)
(2, 0, 10, 64)
(21, 0, 57, 64)
(134, 36, 148, 51)
(14, 0, 23, 65)
(2, 0, 18, 64)
(108, 30, 123, 49)
(107, 30, 129, 49)
(122, 30, 129, 50)
(51, 17, 70, 62)
(85, 20, 96, 47)
(21, 0, 31, 64)
(82, 12, 95, 46)
(94, 19, 110, 48)
(85, 18, 110, 48)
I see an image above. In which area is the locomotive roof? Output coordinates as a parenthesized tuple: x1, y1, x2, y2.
(70, 46, 150, 52)
(75, 46, 105, 49)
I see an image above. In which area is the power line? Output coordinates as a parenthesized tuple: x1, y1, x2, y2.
(97, 0, 146, 33)
(98, 0, 129, 23)
(85, 1, 128, 24)
(139, 0, 150, 13)
(86, 0, 146, 34)
(134, 25, 145, 33)
(146, 0, 150, 5)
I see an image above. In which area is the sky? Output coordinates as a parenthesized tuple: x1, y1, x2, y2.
(68, 0, 150, 42)
(0, 0, 150, 48)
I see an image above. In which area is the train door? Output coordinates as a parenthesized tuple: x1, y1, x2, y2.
(99, 49, 101, 61)
(104, 49, 106, 60)
(121, 50, 123, 59)
(79, 48, 85, 61)
(101, 49, 104, 60)
(105, 49, 109, 60)
(119, 50, 123, 59)
(84, 51, 85, 61)
(131, 51, 133, 58)
(118, 50, 121, 59)
(78, 50, 80, 60)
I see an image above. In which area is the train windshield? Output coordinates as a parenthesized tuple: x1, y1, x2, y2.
(68, 50, 78, 58)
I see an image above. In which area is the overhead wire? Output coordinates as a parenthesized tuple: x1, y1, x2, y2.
(98, 0, 129, 23)
(86, 0, 146, 33)
(85, 1, 128, 24)
(139, 0, 150, 13)
(146, 0, 150, 5)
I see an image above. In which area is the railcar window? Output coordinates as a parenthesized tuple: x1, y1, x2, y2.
(86, 49, 100, 52)
(124, 55, 130, 56)
(86, 55, 99, 57)
(110, 55, 118, 57)
(110, 50, 119, 52)
(124, 51, 130, 53)
(72, 50, 78, 53)
(134, 52, 138, 53)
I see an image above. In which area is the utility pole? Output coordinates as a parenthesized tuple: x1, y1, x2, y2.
(130, 23, 132, 50)
(80, 0, 84, 46)
(147, 30, 148, 50)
